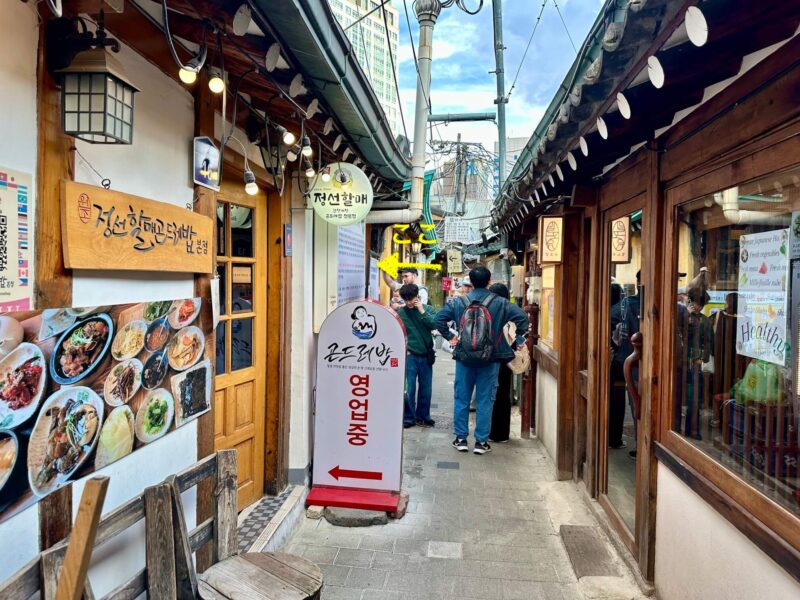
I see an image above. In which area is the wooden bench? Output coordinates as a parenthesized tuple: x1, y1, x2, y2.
(0, 450, 322, 600)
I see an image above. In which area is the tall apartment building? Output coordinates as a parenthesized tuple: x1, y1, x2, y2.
(493, 136, 530, 195)
(329, 0, 401, 137)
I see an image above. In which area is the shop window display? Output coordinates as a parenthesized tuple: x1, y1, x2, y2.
(672, 166, 800, 514)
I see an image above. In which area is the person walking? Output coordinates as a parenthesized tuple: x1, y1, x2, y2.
(396, 283, 438, 429)
(435, 267, 529, 454)
(383, 268, 429, 304)
(487, 282, 514, 443)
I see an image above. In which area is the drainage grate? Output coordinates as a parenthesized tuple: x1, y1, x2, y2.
(437, 461, 460, 470)
(560, 525, 620, 578)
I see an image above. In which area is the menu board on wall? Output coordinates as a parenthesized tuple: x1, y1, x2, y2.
(337, 223, 366, 305)
(0, 297, 212, 523)
(0, 167, 33, 312)
(736, 229, 790, 366)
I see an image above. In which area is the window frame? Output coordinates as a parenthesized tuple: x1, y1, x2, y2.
(659, 138, 800, 558)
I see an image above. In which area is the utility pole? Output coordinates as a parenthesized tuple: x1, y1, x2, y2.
(453, 133, 462, 216)
(491, 0, 507, 189)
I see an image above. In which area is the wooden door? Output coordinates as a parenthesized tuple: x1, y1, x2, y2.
(597, 195, 650, 553)
(213, 183, 267, 510)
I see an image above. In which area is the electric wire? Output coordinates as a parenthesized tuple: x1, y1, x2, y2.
(381, 2, 410, 144)
(344, 0, 393, 30)
(552, 0, 578, 53)
(508, 1, 548, 100)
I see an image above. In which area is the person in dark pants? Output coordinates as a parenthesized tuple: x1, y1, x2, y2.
(609, 283, 626, 449)
(488, 283, 514, 443)
(396, 284, 438, 428)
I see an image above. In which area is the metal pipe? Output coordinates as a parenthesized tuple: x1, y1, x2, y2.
(428, 112, 496, 123)
(369, 201, 410, 209)
(492, 0, 507, 188)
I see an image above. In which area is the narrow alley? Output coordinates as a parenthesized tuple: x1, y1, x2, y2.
(287, 357, 645, 600)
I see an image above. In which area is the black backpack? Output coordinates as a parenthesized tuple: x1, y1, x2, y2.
(454, 294, 497, 366)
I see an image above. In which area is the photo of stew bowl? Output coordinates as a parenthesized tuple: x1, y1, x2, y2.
(142, 351, 168, 390)
(0, 343, 47, 430)
(50, 314, 114, 386)
(145, 317, 171, 353)
(0, 429, 26, 501)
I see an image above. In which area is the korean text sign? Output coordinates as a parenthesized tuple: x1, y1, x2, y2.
(313, 300, 405, 492)
(61, 181, 214, 274)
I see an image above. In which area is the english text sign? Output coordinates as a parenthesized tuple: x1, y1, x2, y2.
(312, 300, 405, 492)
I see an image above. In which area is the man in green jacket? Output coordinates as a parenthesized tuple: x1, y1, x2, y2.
(397, 283, 438, 428)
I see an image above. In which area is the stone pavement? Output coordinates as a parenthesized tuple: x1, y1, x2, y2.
(284, 356, 647, 600)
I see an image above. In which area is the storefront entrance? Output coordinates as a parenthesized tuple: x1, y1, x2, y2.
(598, 195, 649, 553)
(213, 183, 268, 509)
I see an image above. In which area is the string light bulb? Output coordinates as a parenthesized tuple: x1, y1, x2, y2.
(244, 169, 258, 195)
(178, 58, 202, 85)
(286, 145, 300, 162)
(321, 167, 331, 183)
(301, 134, 313, 157)
(275, 125, 296, 146)
(305, 161, 316, 178)
(208, 68, 225, 94)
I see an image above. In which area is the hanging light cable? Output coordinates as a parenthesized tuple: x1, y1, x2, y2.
(161, 0, 208, 84)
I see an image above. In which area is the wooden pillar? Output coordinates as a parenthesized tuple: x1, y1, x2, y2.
(555, 210, 581, 479)
(584, 202, 601, 497)
(636, 146, 664, 581)
(193, 72, 218, 571)
(35, 16, 74, 308)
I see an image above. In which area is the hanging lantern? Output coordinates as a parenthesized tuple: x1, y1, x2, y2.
(59, 46, 138, 144)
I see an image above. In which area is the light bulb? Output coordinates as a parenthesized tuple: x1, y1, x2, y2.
(286, 146, 300, 162)
(179, 67, 198, 85)
(305, 165, 316, 178)
(208, 69, 225, 94)
(321, 170, 331, 183)
(244, 169, 258, 195)
(277, 126, 296, 146)
(301, 135, 312, 157)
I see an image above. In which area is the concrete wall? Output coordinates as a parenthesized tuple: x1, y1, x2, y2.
(0, 7, 199, 592)
(655, 464, 800, 600)
(288, 185, 315, 484)
(535, 366, 559, 465)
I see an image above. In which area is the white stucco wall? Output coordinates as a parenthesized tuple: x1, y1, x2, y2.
(535, 365, 559, 465)
(288, 185, 315, 483)
(0, 7, 200, 592)
(655, 464, 800, 600)
(0, 2, 44, 579)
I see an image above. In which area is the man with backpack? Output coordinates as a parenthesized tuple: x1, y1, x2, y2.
(434, 266, 529, 454)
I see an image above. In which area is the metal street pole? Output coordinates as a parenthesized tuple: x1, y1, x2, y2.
(491, 0, 507, 189)
(409, 0, 441, 221)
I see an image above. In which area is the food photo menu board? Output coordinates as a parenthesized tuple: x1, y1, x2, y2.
(0, 297, 212, 522)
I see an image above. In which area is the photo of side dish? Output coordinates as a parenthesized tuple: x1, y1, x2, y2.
(0, 343, 47, 430)
(142, 352, 169, 390)
(145, 317, 171, 353)
(143, 300, 172, 323)
(166, 326, 205, 371)
(111, 320, 147, 361)
(135, 389, 174, 443)
(95, 405, 134, 469)
(51, 315, 113, 385)
(167, 298, 201, 329)
(103, 359, 143, 406)
(27, 387, 104, 497)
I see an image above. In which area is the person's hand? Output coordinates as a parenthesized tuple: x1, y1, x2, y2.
(416, 300, 425, 313)
(449, 337, 459, 348)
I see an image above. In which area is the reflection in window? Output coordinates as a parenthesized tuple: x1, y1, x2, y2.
(217, 264, 227, 315)
(216, 202, 226, 256)
(215, 322, 226, 376)
(231, 264, 253, 313)
(231, 318, 253, 371)
(672, 167, 800, 515)
(230, 205, 253, 257)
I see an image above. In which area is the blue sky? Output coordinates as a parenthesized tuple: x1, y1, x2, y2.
(391, 0, 604, 149)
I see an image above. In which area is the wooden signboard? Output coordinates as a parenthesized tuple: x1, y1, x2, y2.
(539, 216, 564, 264)
(610, 215, 631, 264)
(61, 181, 214, 273)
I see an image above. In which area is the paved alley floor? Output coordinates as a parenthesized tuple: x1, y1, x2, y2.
(285, 356, 647, 600)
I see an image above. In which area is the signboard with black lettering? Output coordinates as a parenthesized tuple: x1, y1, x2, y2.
(309, 163, 374, 225)
(308, 300, 405, 511)
(61, 181, 214, 273)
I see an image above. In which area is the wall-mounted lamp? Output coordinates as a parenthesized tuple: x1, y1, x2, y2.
(410, 240, 423, 255)
(47, 13, 138, 144)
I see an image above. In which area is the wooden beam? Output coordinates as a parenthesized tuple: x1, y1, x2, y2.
(193, 71, 218, 574)
(35, 16, 74, 308)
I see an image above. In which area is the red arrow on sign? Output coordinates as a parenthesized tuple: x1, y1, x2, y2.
(328, 465, 383, 481)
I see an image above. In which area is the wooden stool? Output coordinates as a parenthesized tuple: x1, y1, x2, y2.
(198, 552, 322, 599)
